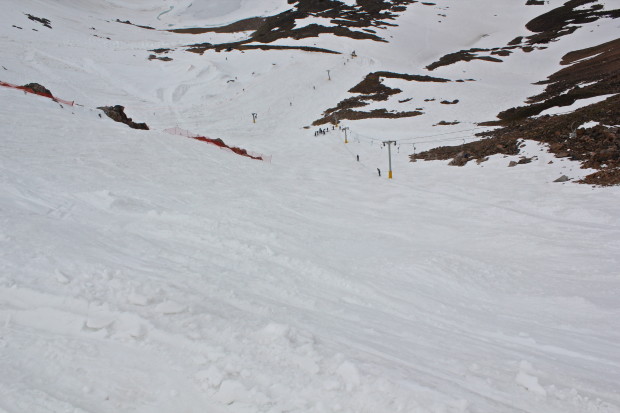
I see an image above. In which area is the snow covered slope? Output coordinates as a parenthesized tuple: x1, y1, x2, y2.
(1, 1, 619, 412)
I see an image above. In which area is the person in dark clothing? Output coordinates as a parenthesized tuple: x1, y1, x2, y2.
(356, 155, 359, 162)
(377, 168, 381, 176)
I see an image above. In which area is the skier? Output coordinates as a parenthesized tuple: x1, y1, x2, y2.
(356, 155, 359, 162)
(377, 168, 381, 177)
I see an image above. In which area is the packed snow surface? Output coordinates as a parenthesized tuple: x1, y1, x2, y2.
(1, 1, 619, 413)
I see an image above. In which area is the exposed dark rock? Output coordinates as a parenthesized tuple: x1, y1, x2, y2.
(425, 0, 618, 71)
(22, 83, 52, 96)
(495, 38, 620, 122)
(426, 49, 504, 71)
(472, 95, 620, 185)
(411, 136, 520, 165)
(26, 14, 51, 29)
(98, 105, 149, 130)
(526, 0, 601, 34)
(491, 49, 512, 57)
(115, 19, 154, 30)
(579, 168, 620, 186)
(314, 71, 448, 125)
(449, 152, 470, 166)
(170, 17, 267, 34)
(315, 108, 423, 125)
(148, 54, 173, 61)
(188, 43, 340, 54)
(176, 0, 416, 54)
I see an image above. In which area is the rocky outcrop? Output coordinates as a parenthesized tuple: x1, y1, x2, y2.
(98, 105, 149, 130)
(314, 71, 448, 125)
(173, 0, 416, 54)
(426, 0, 619, 71)
(22, 83, 52, 96)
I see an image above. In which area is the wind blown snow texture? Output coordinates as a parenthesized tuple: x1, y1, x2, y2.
(1, 1, 619, 413)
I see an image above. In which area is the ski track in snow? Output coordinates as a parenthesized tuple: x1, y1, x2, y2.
(1, 1, 620, 412)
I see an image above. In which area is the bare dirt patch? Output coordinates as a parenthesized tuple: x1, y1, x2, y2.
(116, 19, 155, 30)
(425, 0, 618, 71)
(166, 0, 416, 55)
(411, 135, 520, 166)
(413, 36, 620, 185)
(493, 38, 620, 122)
(169, 17, 267, 34)
(148, 54, 172, 62)
(313, 71, 449, 125)
(426, 50, 505, 71)
(186, 43, 340, 55)
(413, 95, 620, 185)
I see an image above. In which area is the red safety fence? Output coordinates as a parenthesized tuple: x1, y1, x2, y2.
(164, 127, 271, 162)
(0, 81, 75, 106)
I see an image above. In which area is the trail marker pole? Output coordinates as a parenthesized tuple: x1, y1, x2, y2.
(382, 140, 396, 179)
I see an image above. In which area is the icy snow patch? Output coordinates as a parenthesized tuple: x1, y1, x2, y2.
(154, 301, 187, 314)
(516, 361, 547, 397)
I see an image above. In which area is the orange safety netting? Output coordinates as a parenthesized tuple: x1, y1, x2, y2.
(0, 81, 74, 106)
(164, 127, 271, 162)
